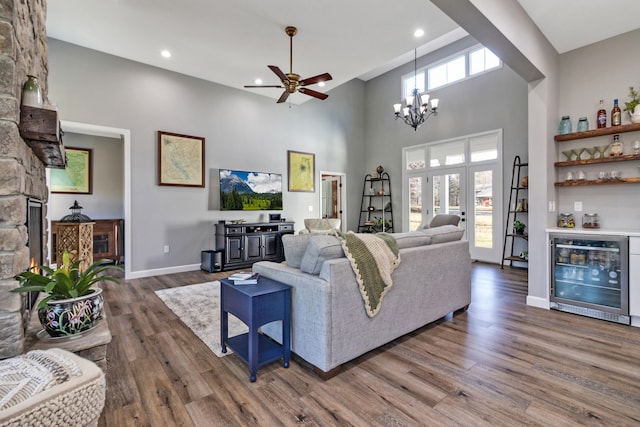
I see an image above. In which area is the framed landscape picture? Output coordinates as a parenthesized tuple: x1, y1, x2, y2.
(158, 131, 205, 187)
(50, 147, 92, 194)
(287, 150, 315, 192)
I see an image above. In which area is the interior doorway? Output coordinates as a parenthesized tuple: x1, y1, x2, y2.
(49, 121, 132, 279)
(320, 172, 346, 232)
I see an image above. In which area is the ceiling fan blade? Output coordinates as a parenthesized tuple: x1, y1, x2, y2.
(298, 87, 328, 100)
(268, 65, 289, 83)
(276, 90, 291, 103)
(244, 85, 284, 88)
(299, 72, 333, 86)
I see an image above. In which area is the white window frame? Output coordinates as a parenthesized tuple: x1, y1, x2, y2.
(401, 44, 502, 97)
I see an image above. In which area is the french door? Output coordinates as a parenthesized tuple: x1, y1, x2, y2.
(403, 130, 503, 263)
(426, 167, 467, 236)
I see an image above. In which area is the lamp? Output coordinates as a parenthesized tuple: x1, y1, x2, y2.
(60, 200, 92, 222)
(393, 49, 439, 131)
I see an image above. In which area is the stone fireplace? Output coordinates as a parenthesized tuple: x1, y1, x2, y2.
(0, 0, 50, 359)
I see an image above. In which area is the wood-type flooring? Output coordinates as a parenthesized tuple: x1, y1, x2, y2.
(97, 263, 640, 426)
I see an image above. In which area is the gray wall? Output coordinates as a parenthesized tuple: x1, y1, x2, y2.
(48, 39, 366, 274)
(556, 29, 640, 228)
(50, 132, 124, 221)
(364, 36, 529, 232)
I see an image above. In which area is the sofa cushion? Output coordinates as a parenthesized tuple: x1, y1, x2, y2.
(281, 234, 312, 268)
(392, 231, 432, 249)
(419, 225, 464, 243)
(300, 235, 344, 275)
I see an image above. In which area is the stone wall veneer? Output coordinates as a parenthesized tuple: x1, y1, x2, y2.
(0, 0, 49, 359)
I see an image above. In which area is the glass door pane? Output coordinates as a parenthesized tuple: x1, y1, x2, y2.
(428, 168, 466, 236)
(468, 164, 501, 263)
(432, 171, 462, 217)
(473, 170, 493, 249)
(409, 176, 422, 231)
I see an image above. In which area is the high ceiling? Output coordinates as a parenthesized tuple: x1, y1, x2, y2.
(46, 0, 640, 104)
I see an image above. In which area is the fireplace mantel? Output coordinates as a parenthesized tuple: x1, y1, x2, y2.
(19, 106, 66, 168)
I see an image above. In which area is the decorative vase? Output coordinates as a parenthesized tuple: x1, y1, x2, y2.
(630, 105, 640, 124)
(37, 288, 104, 337)
(22, 75, 43, 107)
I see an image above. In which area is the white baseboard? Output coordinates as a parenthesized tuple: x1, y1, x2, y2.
(127, 263, 201, 280)
(526, 295, 549, 309)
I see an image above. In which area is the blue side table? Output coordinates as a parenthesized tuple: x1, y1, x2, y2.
(220, 276, 291, 382)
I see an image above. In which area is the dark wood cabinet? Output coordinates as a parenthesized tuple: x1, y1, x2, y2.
(52, 219, 124, 264)
(215, 221, 294, 271)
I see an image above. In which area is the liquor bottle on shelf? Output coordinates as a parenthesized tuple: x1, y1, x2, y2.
(611, 98, 622, 126)
(597, 99, 607, 128)
(610, 134, 623, 157)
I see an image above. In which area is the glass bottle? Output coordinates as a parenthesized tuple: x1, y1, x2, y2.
(597, 99, 607, 128)
(611, 98, 622, 126)
(558, 116, 572, 135)
(577, 117, 589, 132)
(610, 134, 623, 157)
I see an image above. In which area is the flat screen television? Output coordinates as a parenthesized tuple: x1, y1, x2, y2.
(219, 169, 283, 211)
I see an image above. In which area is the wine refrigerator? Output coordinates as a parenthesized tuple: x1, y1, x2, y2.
(550, 233, 629, 325)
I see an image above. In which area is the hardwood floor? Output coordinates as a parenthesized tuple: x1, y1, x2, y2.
(98, 264, 640, 426)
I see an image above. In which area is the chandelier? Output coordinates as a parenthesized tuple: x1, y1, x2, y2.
(393, 49, 439, 131)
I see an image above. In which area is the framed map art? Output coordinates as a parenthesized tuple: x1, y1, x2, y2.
(50, 147, 92, 194)
(158, 131, 205, 187)
(287, 150, 315, 192)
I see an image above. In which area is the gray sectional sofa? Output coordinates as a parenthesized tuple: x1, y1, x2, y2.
(252, 225, 472, 374)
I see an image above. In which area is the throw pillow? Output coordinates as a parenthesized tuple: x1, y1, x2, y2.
(281, 234, 312, 269)
(419, 225, 464, 243)
(300, 235, 344, 275)
(392, 231, 432, 249)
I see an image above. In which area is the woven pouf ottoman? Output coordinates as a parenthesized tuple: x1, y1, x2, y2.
(0, 348, 106, 427)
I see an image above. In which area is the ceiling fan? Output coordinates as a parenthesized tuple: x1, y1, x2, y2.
(244, 26, 333, 103)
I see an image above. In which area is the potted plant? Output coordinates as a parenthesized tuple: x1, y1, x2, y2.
(624, 85, 640, 123)
(11, 251, 122, 337)
(513, 220, 526, 235)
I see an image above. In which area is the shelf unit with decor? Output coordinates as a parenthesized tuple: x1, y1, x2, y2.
(554, 123, 640, 186)
(502, 155, 528, 268)
(358, 172, 394, 233)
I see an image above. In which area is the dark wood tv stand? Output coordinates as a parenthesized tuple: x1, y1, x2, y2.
(215, 221, 294, 271)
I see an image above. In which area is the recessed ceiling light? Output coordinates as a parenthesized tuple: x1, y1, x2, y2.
(254, 78, 263, 85)
(318, 82, 325, 87)
(414, 29, 424, 38)
(161, 50, 171, 58)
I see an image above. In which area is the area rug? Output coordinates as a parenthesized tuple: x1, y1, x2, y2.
(155, 281, 247, 357)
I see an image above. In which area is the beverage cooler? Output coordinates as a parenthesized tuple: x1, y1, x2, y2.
(550, 234, 629, 325)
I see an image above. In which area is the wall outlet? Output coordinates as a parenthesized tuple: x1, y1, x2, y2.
(574, 201, 582, 212)
(549, 201, 556, 212)
(163, 245, 170, 253)
(308, 205, 313, 212)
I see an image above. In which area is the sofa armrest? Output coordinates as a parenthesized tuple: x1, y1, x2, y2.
(252, 261, 334, 370)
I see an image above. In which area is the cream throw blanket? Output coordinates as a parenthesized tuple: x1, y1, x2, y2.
(340, 232, 400, 317)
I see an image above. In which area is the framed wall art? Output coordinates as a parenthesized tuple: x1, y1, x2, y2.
(158, 131, 205, 187)
(287, 150, 315, 192)
(50, 147, 93, 194)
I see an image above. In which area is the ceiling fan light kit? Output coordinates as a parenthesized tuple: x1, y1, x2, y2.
(244, 26, 333, 103)
(394, 49, 440, 131)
